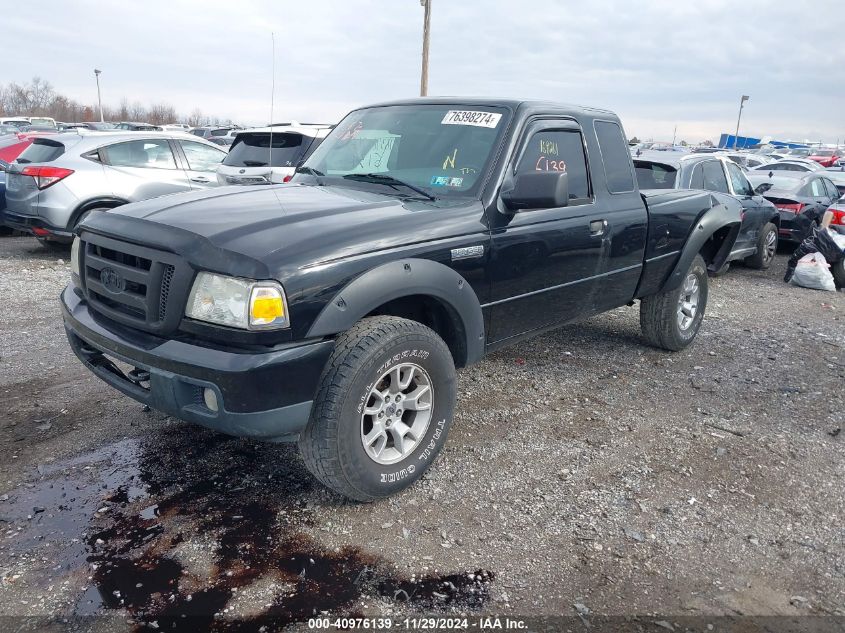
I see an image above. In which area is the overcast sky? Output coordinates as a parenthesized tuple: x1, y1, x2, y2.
(4, 0, 843, 143)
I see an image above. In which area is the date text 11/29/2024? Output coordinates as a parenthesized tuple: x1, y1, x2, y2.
(307, 616, 528, 630)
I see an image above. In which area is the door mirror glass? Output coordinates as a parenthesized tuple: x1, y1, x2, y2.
(754, 182, 773, 195)
(502, 171, 569, 211)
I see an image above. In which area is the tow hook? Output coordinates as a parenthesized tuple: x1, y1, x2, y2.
(127, 368, 151, 385)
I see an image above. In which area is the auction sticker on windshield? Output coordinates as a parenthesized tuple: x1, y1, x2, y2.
(441, 110, 502, 128)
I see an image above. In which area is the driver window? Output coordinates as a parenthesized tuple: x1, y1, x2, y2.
(726, 161, 753, 196)
(702, 160, 730, 194)
(516, 129, 591, 201)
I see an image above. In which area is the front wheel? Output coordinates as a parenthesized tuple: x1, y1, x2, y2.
(640, 254, 708, 351)
(299, 316, 456, 501)
(745, 222, 778, 270)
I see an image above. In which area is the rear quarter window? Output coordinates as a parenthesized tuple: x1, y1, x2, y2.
(594, 120, 635, 192)
(16, 139, 65, 163)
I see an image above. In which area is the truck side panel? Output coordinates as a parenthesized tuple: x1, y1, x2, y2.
(635, 189, 737, 297)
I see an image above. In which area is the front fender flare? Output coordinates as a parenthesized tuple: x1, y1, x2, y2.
(663, 196, 741, 292)
(306, 259, 485, 365)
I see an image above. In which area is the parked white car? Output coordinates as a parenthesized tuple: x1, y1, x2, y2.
(216, 123, 333, 185)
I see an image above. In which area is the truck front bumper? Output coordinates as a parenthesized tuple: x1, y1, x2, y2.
(60, 285, 334, 442)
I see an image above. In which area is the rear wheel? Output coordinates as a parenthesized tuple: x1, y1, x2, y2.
(299, 316, 456, 501)
(745, 222, 778, 269)
(640, 254, 708, 351)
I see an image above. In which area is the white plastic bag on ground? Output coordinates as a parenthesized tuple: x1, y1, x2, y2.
(790, 253, 835, 291)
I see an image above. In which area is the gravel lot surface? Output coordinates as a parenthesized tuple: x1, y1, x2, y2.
(0, 235, 843, 631)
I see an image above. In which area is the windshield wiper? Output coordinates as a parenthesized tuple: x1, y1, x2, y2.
(295, 166, 325, 176)
(242, 160, 268, 167)
(342, 173, 436, 200)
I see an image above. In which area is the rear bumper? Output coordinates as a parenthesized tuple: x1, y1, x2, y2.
(2, 211, 74, 240)
(60, 285, 334, 442)
(777, 212, 812, 243)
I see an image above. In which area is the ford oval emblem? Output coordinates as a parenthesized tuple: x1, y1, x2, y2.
(100, 267, 125, 293)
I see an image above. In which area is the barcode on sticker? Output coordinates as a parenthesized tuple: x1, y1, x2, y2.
(441, 110, 501, 128)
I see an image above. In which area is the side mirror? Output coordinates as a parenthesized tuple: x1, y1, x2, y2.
(754, 182, 773, 195)
(0, 159, 9, 173)
(501, 171, 569, 212)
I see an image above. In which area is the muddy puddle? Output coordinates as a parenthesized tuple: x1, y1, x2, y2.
(0, 426, 493, 630)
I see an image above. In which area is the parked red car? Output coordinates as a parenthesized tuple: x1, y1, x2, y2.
(807, 149, 843, 168)
(828, 196, 845, 235)
(0, 130, 57, 163)
(0, 132, 56, 234)
(0, 136, 34, 163)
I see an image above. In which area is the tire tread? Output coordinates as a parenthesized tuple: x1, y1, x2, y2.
(299, 316, 449, 502)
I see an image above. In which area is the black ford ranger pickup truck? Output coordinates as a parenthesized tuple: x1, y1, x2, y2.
(61, 98, 740, 501)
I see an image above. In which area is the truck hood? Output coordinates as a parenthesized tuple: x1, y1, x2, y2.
(83, 183, 485, 273)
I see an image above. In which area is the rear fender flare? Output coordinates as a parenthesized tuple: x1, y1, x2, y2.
(663, 197, 741, 291)
(306, 259, 485, 365)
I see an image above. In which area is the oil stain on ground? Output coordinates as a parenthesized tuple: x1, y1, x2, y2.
(0, 425, 493, 631)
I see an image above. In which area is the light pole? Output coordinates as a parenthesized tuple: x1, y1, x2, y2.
(94, 69, 104, 123)
(419, 0, 431, 96)
(733, 95, 749, 149)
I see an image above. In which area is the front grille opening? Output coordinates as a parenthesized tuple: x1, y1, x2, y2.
(159, 264, 175, 322)
(90, 290, 146, 320)
(90, 244, 152, 271)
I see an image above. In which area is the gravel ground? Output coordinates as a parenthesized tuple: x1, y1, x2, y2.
(0, 235, 843, 631)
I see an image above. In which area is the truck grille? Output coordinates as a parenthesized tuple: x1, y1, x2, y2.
(79, 233, 193, 334)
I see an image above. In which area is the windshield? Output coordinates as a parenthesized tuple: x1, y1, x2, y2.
(298, 104, 510, 197)
(813, 149, 835, 156)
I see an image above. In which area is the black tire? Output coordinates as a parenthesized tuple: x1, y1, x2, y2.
(299, 316, 457, 502)
(745, 222, 778, 270)
(833, 259, 845, 290)
(640, 254, 708, 351)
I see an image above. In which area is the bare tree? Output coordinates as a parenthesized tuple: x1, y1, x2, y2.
(0, 76, 227, 125)
(148, 102, 176, 125)
(118, 97, 130, 121)
(128, 101, 146, 121)
(187, 108, 203, 127)
(28, 77, 55, 113)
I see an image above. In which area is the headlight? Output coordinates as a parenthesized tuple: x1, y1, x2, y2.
(70, 236, 81, 277)
(185, 272, 289, 330)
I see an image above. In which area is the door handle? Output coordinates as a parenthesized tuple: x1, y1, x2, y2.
(589, 219, 608, 236)
(191, 177, 210, 183)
